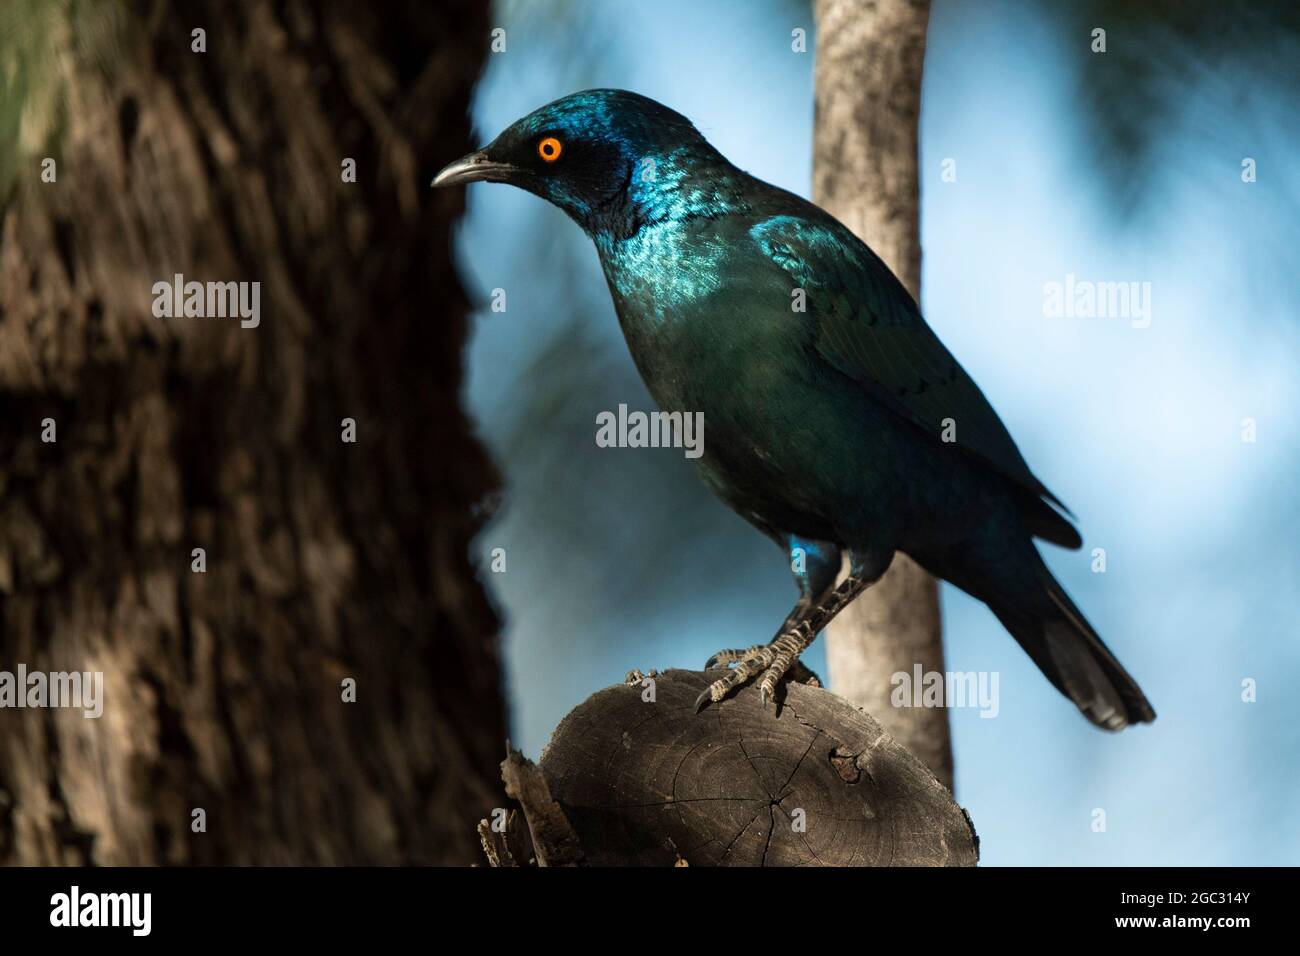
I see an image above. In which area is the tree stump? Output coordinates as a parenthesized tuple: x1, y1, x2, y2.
(488, 670, 977, 867)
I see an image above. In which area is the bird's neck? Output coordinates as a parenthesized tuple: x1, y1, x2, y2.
(586, 145, 750, 243)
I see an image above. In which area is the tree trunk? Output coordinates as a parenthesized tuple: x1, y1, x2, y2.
(812, 0, 954, 790)
(0, 0, 504, 865)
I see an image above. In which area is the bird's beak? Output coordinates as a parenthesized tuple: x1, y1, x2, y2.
(430, 150, 521, 188)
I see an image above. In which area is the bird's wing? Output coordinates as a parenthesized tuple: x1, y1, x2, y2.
(751, 213, 1070, 513)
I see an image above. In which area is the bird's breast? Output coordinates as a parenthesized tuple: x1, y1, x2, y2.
(598, 225, 733, 330)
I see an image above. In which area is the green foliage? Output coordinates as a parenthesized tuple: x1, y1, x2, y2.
(0, 0, 123, 205)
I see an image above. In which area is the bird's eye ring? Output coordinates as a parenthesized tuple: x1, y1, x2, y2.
(538, 136, 563, 162)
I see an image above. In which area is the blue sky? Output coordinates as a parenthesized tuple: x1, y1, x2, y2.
(453, 0, 1300, 864)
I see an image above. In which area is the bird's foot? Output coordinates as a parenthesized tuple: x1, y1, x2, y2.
(696, 625, 817, 714)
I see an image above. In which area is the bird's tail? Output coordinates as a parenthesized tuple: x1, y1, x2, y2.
(989, 564, 1156, 730)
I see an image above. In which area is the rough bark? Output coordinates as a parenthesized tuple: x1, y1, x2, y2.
(493, 748, 585, 867)
(0, 0, 504, 865)
(490, 670, 976, 867)
(812, 0, 954, 789)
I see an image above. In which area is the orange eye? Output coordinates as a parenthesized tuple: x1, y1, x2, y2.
(537, 136, 563, 162)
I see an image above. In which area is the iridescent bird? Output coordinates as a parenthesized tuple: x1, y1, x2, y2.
(433, 90, 1154, 730)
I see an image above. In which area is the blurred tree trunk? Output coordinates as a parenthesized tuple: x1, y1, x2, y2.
(0, 0, 504, 864)
(813, 0, 954, 790)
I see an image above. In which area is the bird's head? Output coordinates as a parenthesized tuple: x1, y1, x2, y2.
(432, 89, 738, 238)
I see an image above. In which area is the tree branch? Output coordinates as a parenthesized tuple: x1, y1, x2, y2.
(483, 670, 976, 867)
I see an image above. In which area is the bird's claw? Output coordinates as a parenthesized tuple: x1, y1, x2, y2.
(704, 644, 766, 670)
(697, 630, 814, 716)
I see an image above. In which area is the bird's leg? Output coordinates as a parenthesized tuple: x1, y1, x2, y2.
(754, 554, 890, 706)
(705, 597, 812, 666)
(697, 538, 846, 712)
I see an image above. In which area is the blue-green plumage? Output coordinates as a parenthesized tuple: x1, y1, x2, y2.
(433, 89, 1154, 730)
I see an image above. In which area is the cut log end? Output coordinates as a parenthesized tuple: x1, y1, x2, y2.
(489, 669, 977, 867)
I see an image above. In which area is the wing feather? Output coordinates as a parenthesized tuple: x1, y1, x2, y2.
(752, 213, 1073, 517)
